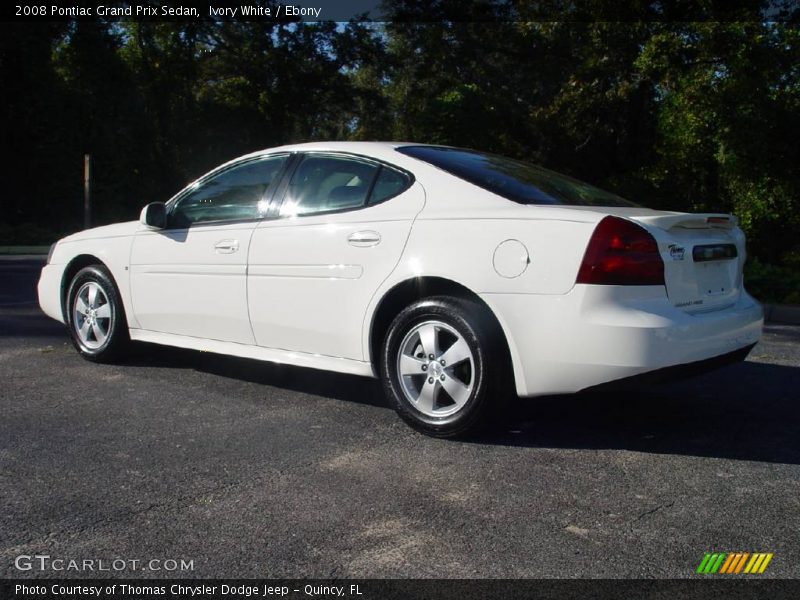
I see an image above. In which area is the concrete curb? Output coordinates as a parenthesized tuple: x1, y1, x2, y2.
(764, 304, 800, 325)
(0, 254, 47, 261)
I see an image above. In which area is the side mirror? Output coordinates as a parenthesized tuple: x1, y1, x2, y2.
(140, 202, 167, 229)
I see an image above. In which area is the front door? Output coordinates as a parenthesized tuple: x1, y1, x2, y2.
(130, 154, 289, 344)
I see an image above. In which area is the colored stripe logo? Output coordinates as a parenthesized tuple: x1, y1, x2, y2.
(696, 552, 773, 574)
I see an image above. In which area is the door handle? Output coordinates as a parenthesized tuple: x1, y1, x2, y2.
(348, 231, 381, 247)
(214, 239, 239, 254)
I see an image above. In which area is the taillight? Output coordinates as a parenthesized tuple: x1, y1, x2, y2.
(576, 216, 664, 286)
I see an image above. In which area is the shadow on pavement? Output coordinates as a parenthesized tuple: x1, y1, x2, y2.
(480, 360, 800, 465)
(124, 342, 800, 465)
(122, 342, 389, 408)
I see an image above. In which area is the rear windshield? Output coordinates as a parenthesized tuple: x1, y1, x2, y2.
(396, 145, 638, 207)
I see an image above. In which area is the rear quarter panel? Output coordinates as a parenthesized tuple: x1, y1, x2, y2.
(361, 173, 602, 364)
(368, 169, 601, 296)
(397, 216, 596, 295)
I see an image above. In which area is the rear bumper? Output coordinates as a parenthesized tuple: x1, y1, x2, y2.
(581, 342, 756, 391)
(481, 285, 764, 397)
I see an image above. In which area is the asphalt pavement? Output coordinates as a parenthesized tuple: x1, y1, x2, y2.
(1, 257, 798, 578)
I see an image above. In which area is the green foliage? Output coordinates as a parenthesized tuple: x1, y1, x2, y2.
(635, 21, 800, 264)
(744, 257, 800, 305)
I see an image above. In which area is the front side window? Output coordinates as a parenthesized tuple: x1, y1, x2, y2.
(170, 154, 288, 227)
(396, 145, 638, 207)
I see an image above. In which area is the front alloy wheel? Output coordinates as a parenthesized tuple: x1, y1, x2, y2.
(66, 265, 129, 362)
(72, 281, 113, 350)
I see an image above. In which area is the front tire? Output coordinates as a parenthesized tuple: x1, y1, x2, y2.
(65, 265, 129, 363)
(381, 296, 507, 438)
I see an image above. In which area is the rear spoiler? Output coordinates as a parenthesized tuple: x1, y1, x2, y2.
(631, 213, 737, 231)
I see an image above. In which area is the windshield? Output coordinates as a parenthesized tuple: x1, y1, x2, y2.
(397, 145, 638, 207)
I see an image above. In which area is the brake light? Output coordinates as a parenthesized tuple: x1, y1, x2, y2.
(576, 216, 664, 286)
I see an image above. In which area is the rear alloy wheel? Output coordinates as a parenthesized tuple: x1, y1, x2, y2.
(382, 296, 506, 437)
(397, 320, 475, 418)
(66, 265, 129, 362)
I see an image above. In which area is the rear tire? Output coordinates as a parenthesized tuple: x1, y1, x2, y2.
(65, 265, 129, 363)
(381, 296, 508, 438)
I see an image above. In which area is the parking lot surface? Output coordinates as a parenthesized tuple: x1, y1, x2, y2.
(1, 257, 798, 578)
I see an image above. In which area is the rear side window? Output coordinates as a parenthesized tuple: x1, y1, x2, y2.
(280, 154, 411, 217)
(370, 167, 409, 204)
(396, 145, 637, 207)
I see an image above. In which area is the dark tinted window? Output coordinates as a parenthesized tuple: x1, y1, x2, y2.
(171, 155, 287, 227)
(397, 146, 637, 207)
(281, 155, 379, 216)
(369, 167, 409, 204)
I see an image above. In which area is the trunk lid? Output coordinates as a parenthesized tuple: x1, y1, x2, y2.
(626, 211, 745, 313)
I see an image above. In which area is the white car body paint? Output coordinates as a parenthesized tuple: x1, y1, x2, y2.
(38, 141, 763, 397)
(129, 221, 257, 344)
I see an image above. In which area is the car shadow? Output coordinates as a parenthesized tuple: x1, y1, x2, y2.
(478, 360, 800, 465)
(124, 342, 800, 465)
(122, 342, 388, 408)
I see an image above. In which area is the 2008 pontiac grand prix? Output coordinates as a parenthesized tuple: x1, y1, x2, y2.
(38, 142, 763, 436)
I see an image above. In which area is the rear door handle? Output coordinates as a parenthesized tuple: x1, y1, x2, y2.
(348, 231, 381, 247)
(214, 239, 239, 254)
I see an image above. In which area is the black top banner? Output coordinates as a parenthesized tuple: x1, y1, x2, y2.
(4, 0, 800, 23)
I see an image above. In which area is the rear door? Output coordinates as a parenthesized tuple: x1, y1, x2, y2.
(247, 152, 425, 360)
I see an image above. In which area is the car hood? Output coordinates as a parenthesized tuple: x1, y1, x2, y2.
(59, 220, 141, 244)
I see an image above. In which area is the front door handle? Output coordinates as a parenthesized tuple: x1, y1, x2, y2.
(214, 239, 239, 254)
(348, 231, 381, 247)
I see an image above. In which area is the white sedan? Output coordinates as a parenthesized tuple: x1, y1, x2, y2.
(38, 142, 763, 436)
